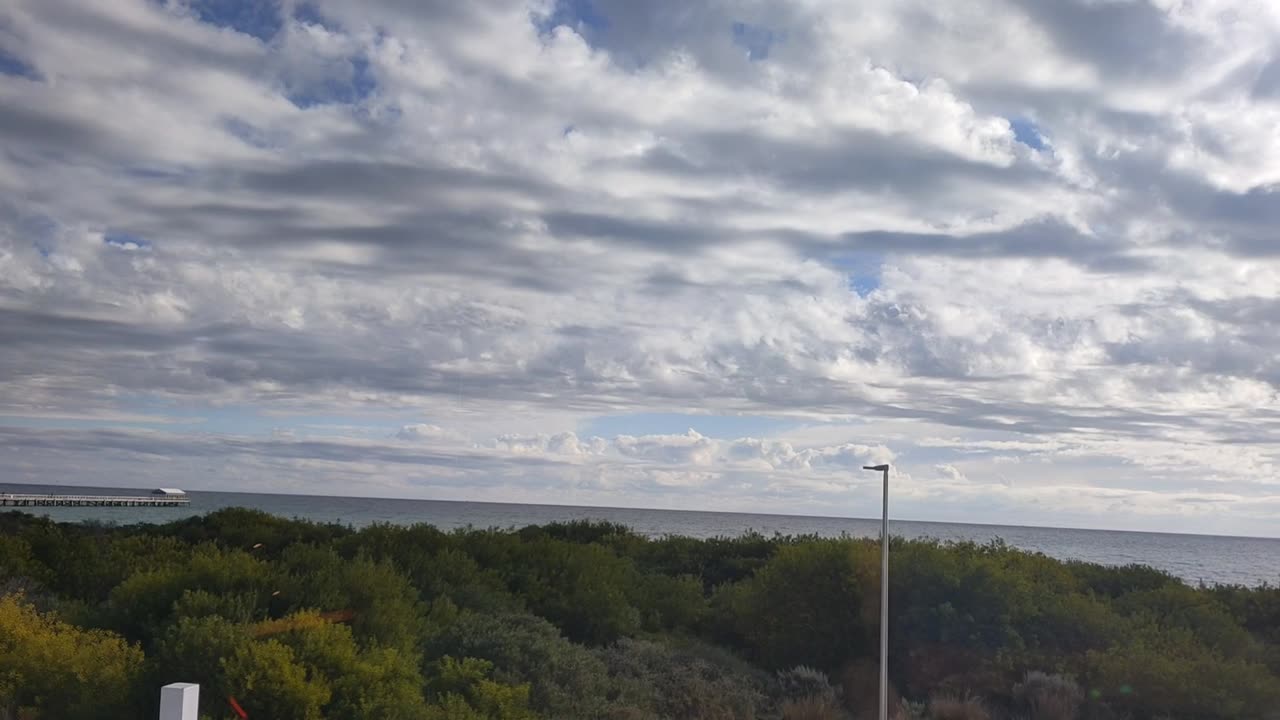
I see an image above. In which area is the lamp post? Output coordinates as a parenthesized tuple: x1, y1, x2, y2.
(863, 463, 890, 720)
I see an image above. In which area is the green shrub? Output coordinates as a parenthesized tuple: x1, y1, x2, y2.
(106, 544, 272, 642)
(781, 694, 844, 720)
(778, 665, 836, 703)
(2, 510, 1279, 720)
(276, 546, 425, 652)
(273, 613, 429, 720)
(1012, 671, 1082, 720)
(509, 538, 641, 644)
(635, 572, 708, 632)
(0, 594, 145, 720)
(424, 610, 611, 717)
(717, 539, 877, 671)
(927, 693, 989, 720)
(153, 614, 247, 713)
(426, 656, 537, 720)
(1083, 632, 1280, 719)
(221, 638, 332, 720)
(600, 638, 768, 720)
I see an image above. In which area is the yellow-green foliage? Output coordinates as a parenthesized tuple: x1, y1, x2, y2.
(0, 594, 144, 720)
(427, 656, 538, 720)
(1083, 632, 1280, 719)
(221, 638, 332, 720)
(3, 510, 1280, 720)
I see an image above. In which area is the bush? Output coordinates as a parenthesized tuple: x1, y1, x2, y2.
(635, 532, 780, 590)
(778, 665, 836, 703)
(927, 694, 989, 720)
(1083, 631, 1280, 719)
(636, 572, 709, 632)
(3, 510, 1280, 720)
(897, 699, 929, 720)
(276, 546, 425, 652)
(153, 615, 247, 714)
(1012, 671, 1082, 720)
(510, 538, 642, 644)
(717, 540, 878, 671)
(782, 694, 845, 720)
(424, 610, 611, 717)
(221, 638, 332, 720)
(837, 660, 905, 720)
(0, 594, 145, 720)
(599, 638, 767, 720)
(425, 656, 537, 720)
(106, 544, 273, 642)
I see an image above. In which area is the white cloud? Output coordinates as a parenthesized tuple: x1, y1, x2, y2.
(395, 423, 465, 443)
(2, 0, 1280, 534)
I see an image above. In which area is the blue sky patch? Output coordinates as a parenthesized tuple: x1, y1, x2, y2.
(0, 46, 38, 79)
(832, 251, 883, 296)
(190, 0, 283, 42)
(292, 2, 339, 31)
(731, 21, 779, 61)
(1009, 118, 1047, 151)
(535, 0, 608, 37)
(288, 55, 376, 108)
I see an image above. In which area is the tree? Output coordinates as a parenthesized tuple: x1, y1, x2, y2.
(0, 594, 144, 720)
(273, 611, 430, 720)
(423, 610, 611, 717)
(276, 546, 425, 652)
(509, 539, 641, 644)
(153, 614, 248, 715)
(221, 639, 332, 720)
(717, 539, 878, 670)
(426, 656, 537, 720)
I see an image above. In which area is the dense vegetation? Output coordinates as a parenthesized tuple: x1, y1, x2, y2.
(1, 509, 1278, 720)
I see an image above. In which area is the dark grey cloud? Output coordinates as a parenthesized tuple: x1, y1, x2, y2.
(0, 425, 565, 470)
(1009, 0, 1203, 80)
(839, 218, 1149, 271)
(634, 128, 1047, 198)
(1252, 56, 1280, 98)
(3, 0, 1280, 529)
(230, 159, 551, 201)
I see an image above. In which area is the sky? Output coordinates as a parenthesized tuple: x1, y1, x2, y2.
(1, 0, 1279, 536)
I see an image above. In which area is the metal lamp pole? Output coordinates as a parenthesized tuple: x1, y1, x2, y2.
(863, 464, 890, 720)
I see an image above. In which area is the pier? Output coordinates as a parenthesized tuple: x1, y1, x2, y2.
(0, 493, 190, 508)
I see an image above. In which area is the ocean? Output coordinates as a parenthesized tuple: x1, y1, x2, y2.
(3, 482, 1278, 587)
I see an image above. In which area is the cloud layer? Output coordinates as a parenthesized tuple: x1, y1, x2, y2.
(1, 0, 1279, 534)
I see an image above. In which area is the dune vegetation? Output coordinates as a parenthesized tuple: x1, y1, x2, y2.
(1, 508, 1278, 720)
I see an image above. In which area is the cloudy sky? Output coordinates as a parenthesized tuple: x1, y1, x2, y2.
(2, 0, 1279, 535)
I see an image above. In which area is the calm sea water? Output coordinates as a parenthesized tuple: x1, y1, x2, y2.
(4, 483, 1278, 587)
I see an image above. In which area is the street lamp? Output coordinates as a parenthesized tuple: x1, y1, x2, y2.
(863, 463, 890, 720)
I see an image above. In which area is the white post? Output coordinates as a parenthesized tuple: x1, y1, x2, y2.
(159, 683, 199, 720)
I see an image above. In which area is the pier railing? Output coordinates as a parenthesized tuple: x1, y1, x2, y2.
(0, 493, 191, 507)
